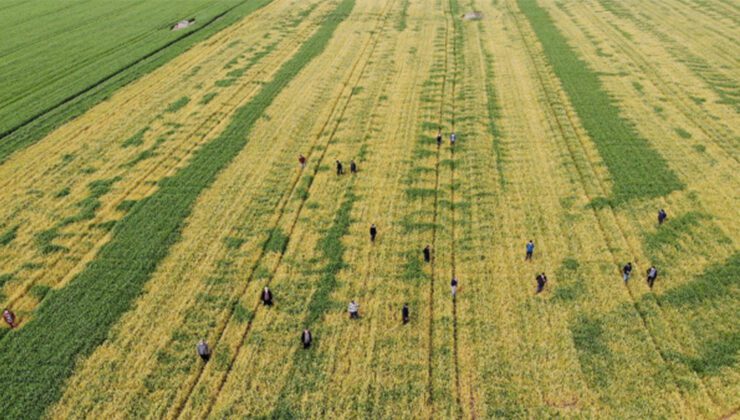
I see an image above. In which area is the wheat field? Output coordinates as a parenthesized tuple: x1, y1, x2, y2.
(0, 0, 737, 418)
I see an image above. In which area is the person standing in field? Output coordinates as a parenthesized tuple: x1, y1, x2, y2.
(436, 129, 443, 147)
(370, 224, 378, 242)
(402, 304, 410, 324)
(336, 160, 344, 175)
(646, 266, 658, 289)
(299, 154, 307, 168)
(423, 245, 432, 263)
(301, 329, 313, 349)
(525, 240, 535, 261)
(450, 131, 457, 147)
(197, 339, 211, 362)
(3, 309, 17, 329)
(536, 272, 548, 294)
(261, 286, 273, 306)
(348, 300, 359, 319)
(622, 262, 633, 283)
(451, 277, 458, 297)
(658, 209, 667, 225)
(350, 160, 358, 174)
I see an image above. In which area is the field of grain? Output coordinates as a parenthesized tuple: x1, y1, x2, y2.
(0, 0, 737, 418)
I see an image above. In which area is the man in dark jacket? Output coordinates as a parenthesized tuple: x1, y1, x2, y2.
(350, 160, 358, 174)
(536, 273, 547, 294)
(622, 262, 633, 282)
(423, 245, 431, 263)
(336, 160, 344, 175)
(436, 130, 442, 147)
(370, 224, 378, 242)
(402, 304, 410, 324)
(197, 339, 211, 362)
(261, 286, 273, 306)
(302, 329, 313, 349)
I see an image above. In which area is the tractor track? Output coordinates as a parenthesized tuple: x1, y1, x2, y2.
(0, 3, 329, 319)
(171, 0, 398, 417)
(425, 0, 453, 414)
(446, 0, 463, 417)
(425, 14, 448, 420)
(508, 0, 721, 413)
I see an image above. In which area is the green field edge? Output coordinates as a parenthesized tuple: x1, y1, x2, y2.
(0, 0, 273, 165)
(0, 0, 354, 417)
(517, 0, 684, 206)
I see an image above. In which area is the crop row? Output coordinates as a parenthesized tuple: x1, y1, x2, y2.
(0, 0, 273, 162)
(0, 0, 355, 417)
(530, 1, 739, 410)
(0, 0, 331, 325)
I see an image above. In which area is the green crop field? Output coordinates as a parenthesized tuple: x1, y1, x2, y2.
(0, 0, 737, 418)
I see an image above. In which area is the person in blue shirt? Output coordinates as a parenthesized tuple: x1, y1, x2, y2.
(658, 209, 667, 225)
(525, 240, 535, 261)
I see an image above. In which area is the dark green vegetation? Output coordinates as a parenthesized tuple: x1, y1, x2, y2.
(272, 190, 357, 418)
(517, 0, 683, 204)
(0, 225, 19, 247)
(0, 0, 355, 416)
(570, 314, 612, 388)
(0, 0, 273, 163)
(164, 97, 191, 114)
(121, 127, 149, 148)
(662, 254, 740, 377)
(661, 252, 739, 307)
(60, 177, 120, 226)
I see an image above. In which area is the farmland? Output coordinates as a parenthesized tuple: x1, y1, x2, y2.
(0, 0, 737, 418)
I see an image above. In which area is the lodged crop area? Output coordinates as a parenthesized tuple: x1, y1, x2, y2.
(0, 0, 737, 418)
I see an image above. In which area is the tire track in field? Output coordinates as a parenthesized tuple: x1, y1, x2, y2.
(445, 0, 463, 415)
(507, 0, 718, 413)
(0, 2, 327, 316)
(575, 2, 739, 163)
(426, 1, 452, 414)
(171, 1, 397, 416)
